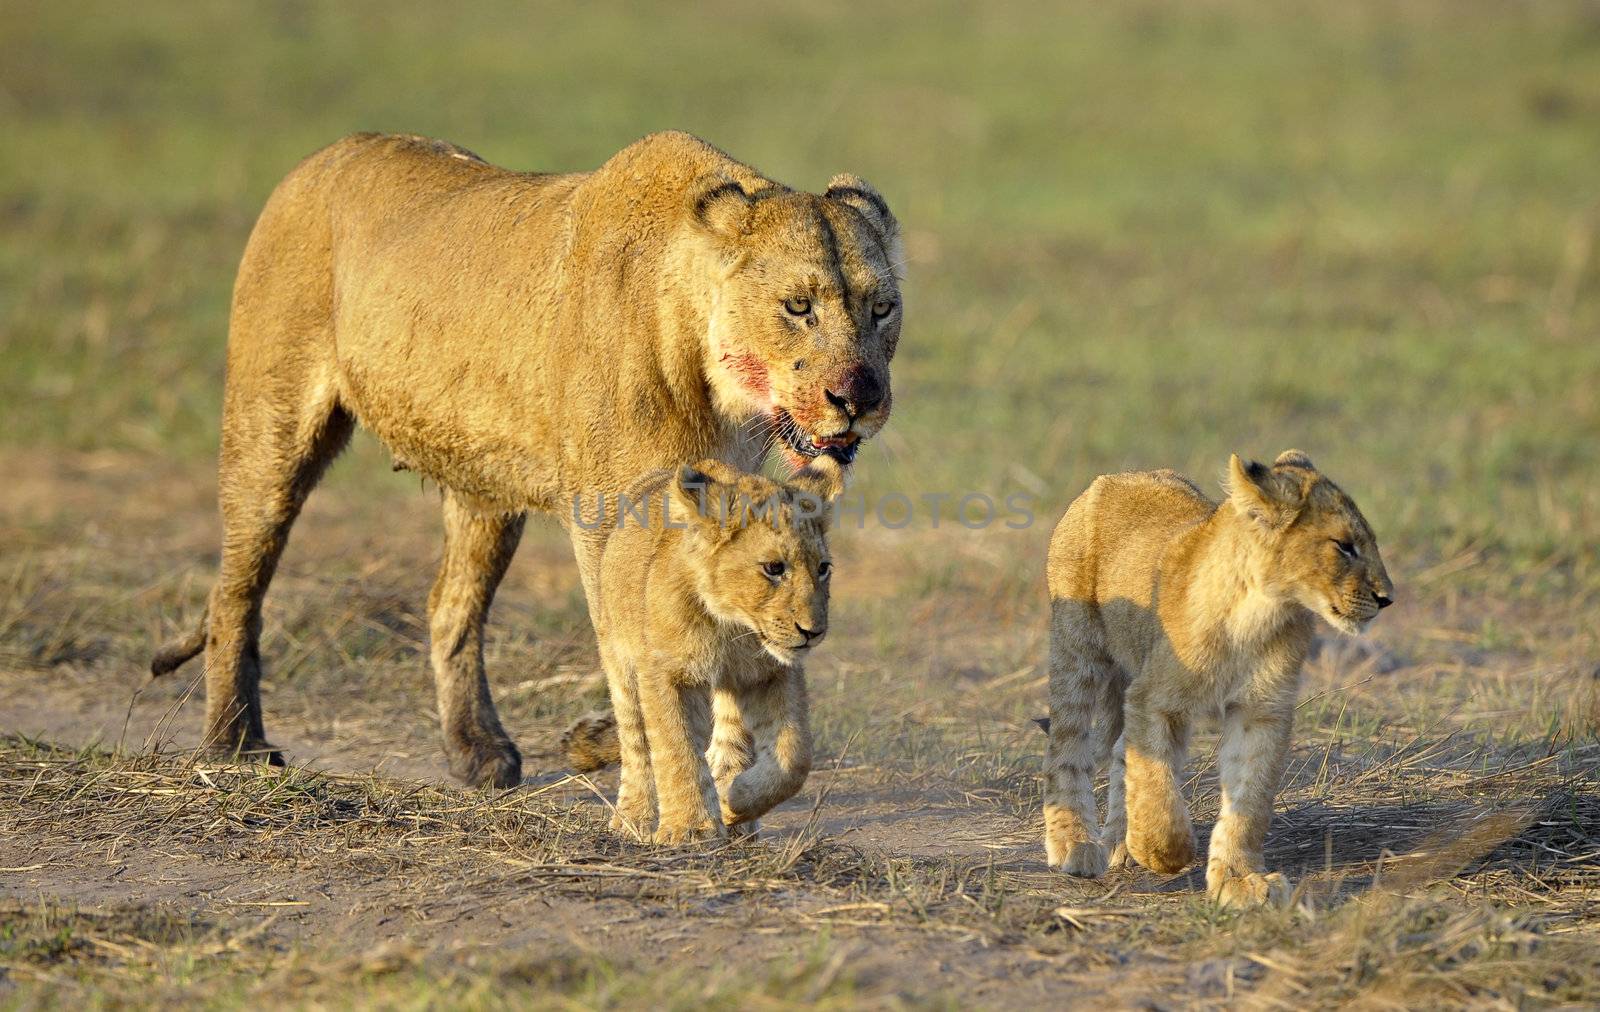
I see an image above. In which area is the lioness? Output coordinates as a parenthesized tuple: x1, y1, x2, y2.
(1042, 451, 1394, 907)
(593, 459, 838, 844)
(151, 132, 902, 787)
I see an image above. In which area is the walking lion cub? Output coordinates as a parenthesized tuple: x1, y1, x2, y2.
(1042, 451, 1393, 907)
(591, 459, 839, 844)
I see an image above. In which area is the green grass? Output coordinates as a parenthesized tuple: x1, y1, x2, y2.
(4, 1, 1599, 575)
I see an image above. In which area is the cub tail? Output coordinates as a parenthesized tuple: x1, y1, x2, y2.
(151, 607, 208, 677)
(562, 710, 620, 772)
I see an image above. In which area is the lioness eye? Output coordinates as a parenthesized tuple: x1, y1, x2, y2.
(784, 296, 811, 316)
(871, 299, 895, 319)
(762, 560, 786, 578)
(1333, 539, 1357, 559)
(817, 560, 832, 579)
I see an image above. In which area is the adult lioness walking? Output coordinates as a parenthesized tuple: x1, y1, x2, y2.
(152, 132, 903, 787)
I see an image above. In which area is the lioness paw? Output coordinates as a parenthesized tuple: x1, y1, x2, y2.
(1209, 868, 1293, 910)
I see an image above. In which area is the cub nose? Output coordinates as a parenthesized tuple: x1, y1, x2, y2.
(795, 622, 826, 644)
(824, 367, 883, 419)
(1375, 593, 1394, 610)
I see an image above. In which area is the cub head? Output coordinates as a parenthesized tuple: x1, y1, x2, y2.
(688, 173, 903, 470)
(1227, 450, 1395, 635)
(670, 458, 844, 665)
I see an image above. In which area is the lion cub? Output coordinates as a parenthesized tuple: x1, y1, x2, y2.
(1042, 451, 1393, 907)
(593, 459, 839, 844)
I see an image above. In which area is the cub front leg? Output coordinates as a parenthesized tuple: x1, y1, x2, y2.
(706, 685, 760, 837)
(635, 671, 724, 845)
(1207, 697, 1295, 909)
(602, 654, 656, 840)
(721, 664, 813, 826)
(1122, 699, 1196, 874)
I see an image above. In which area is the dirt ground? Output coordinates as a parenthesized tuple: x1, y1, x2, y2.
(2, 444, 1597, 1008)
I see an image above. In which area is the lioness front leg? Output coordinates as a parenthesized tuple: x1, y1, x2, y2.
(427, 492, 525, 789)
(1207, 697, 1295, 909)
(636, 674, 724, 844)
(1123, 700, 1196, 874)
(722, 664, 812, 826)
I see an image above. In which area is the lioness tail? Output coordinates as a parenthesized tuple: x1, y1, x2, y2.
(561, 711, 620, 772)
(151, 607, 208, 677)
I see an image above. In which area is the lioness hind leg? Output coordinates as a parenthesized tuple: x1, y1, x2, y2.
(204, 394, 353, 762)
(428, 492, 525, 789)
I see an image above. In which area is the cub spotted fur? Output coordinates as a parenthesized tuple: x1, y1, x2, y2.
(1042, 450, 1393, 907)
(596, 459, 839, 844)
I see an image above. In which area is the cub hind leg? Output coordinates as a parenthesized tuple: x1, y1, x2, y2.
(1044, 601, 1123, 876)
(1122, 680, 1197, 875)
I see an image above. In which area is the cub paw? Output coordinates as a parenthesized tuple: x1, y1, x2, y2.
(651, 819, 727, 846)
(608, 809, 654, 841)
(1051, 840, 1109, 878)
(1209, 868, 1293, 910)
(1106, 839, 1131, 870)
(1126, 817, 1197, 874)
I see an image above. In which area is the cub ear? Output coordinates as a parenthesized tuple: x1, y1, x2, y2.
(1273, 449, 1315, 471)
(789, 459, 846, 506)
(1226, 453, 1304, 528)
(689, 174, 755, 239)
(672, 459, 748, 535)
(672, 462, 726, 534)
(825, 173, 904, 275)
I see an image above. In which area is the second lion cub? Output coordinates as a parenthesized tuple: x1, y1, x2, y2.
(1042, 451, 1393, 907)
(596, 459, 839, 845)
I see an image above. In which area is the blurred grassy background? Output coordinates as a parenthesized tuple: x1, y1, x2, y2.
(2, 0, 1598, 578)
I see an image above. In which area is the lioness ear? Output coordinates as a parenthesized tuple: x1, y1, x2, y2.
(1227, 453, 1303, 528)
(825, 173, 904, 276)
(690, 174, 754, 239)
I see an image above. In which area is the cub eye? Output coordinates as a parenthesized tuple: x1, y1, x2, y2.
(817, 560, 832, 579)
(1333, 539, 1358, 560)
(871, 299, 895, 319)
(784, 296, 811, 316)
(762, 560, 786, 578)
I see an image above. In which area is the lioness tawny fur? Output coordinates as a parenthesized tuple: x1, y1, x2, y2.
(596, 459, 839, 844)
(1042, 450, 1394, 907)
(147, 132, 902, 785)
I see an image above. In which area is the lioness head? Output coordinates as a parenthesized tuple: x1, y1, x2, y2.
(670, 458, 843, 665)
(689, 175, 903, 470)
(1227, 450, 1395, 635)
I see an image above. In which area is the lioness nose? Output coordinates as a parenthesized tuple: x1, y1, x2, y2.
(795, 623, 826, 643)
(825, 368, 883, 419)
(1375, 593, 1394, 609)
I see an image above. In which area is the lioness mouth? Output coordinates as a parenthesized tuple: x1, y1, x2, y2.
(774, 410, 859, 464)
